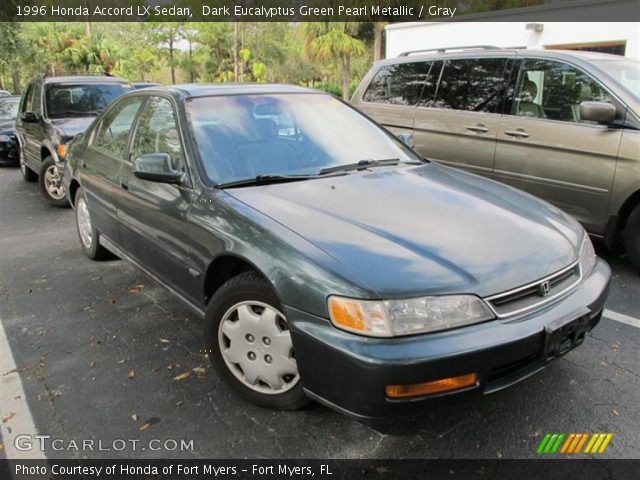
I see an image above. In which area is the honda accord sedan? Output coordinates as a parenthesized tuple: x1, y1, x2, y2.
(63, 84, 611, 418)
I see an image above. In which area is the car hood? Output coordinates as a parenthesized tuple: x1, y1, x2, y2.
(51, 117, 95, 137)
(226, 163, 583, 298)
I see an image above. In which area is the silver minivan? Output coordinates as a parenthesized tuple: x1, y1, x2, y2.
(352, 47, 640, 272)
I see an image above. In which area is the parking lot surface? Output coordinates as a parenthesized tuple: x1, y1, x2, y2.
(0, 166, 638, 459)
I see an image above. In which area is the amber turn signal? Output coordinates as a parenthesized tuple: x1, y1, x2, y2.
(56, 143, 67, 159)
(385, 373, 478, 398)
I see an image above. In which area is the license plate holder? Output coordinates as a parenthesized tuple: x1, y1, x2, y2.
(543, 307, 591, 364)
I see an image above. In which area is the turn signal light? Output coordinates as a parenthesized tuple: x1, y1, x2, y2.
(385, 373, 478, 399)
(56, 143, 67, 159)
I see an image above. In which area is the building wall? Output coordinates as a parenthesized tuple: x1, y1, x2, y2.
(386, 22, 640, 59)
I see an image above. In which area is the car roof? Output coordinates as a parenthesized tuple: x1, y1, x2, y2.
(381, 48, 631, 65)
(138, 83, 319, 99)
(42, 75, 130, 85)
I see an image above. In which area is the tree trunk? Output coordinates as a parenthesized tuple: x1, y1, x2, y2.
(169, 38, 176, 84)
(374, 22, 384, 62)
(12, 68, 21, 94)
(341, 55, 350, 101)
(233, 22, 238, 82)
(189, 40, 194, 83)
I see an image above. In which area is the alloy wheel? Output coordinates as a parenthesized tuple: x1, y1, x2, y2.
(44, 165, 65, 200)
(76, 197, 93, 249)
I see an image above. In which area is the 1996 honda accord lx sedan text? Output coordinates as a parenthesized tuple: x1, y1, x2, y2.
(63, 84, 611, 418)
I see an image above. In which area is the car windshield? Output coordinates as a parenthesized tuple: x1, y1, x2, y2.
(186, 93, 421, 184)
(0, 99, 19, 120)
(592, 58, 640, 100)
(45, 83, 129, 119)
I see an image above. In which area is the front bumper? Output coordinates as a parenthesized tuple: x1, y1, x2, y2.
(288, 258, 611, 419)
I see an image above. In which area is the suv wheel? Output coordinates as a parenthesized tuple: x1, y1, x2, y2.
(624, 205, 640, 274)
(20, 151, 37, 182)
(204, 271, 310, 410)
(75, 187, 111, 260)
(39, 156, 68, 207)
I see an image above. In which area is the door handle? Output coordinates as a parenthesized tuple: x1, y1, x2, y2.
(466, 124, 489, 134)
(120, 182, 129, 191)
(504, 129, 530, 139)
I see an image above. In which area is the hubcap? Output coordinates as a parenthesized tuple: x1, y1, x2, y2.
(218, 301, 299, 395)
(76, 197, 93, 249)
(44, 165, 65, 200)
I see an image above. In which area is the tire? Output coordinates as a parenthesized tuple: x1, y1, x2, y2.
(74, 187, 111, 260)
(204, 271, 310, 410)
(624, 205, 640, 274)
(39, 156, 69, 207)
(19, 150, 37, 182)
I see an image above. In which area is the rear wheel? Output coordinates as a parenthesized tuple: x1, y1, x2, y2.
(19, 150, 37, 182)
(624, 205, 640, 274)
(204, 271, 310, 410)
(75, 187, 111, 260)
(39, 156, 68, 207)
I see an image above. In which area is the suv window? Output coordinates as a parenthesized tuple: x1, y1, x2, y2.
(434, 58, 508, 112)
(45, 83, 128, 119)
(131, 97, 184, 168)
(512, 59, 613, 123)
(92, 97, 143, 158)
(363, 62, 432, 106)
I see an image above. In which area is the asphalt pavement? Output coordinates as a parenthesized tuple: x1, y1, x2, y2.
(0, 166, 638, 460)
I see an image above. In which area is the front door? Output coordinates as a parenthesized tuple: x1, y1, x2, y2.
(116, 95, 199, 302)
(494, 58, 623, 234)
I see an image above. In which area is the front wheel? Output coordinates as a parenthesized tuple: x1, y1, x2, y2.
(39, 156, 68, 207)
(204, 271, 310, 410)
(624, 205, 640, 274)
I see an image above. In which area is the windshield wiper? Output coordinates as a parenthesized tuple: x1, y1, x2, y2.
(216, 174, 315, 189)
(318, 158, 421, 176)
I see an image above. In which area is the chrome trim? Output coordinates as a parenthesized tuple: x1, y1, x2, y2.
(484, 260, 582, 319)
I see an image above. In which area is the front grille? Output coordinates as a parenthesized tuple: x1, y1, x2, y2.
(485, 262, 581, 318)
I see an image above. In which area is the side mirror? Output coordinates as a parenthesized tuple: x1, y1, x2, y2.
(21, 111, 40, 123)
(579, 101, 616, 124)
(133, 153, 182, 184)
(396, 132, 414, 148)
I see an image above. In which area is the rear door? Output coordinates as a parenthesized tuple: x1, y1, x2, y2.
(82, 95, 144, 244)
(355, 61, 431, 137)
(116, 95, 199, 301)
(412, 57, 510, 177)
(494, 58, 623, 234)
(20, 82, 43, 169)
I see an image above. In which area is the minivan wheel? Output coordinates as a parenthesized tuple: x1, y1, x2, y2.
(75, 187, 111, 260)
(624, 205, 640, 274)
(20, 151, 37, 182)
(204, 271, 310, 410)
(39, 157, 69, 207)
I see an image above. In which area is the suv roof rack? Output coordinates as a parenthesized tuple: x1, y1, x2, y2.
(398, 45, 504, 57)
(43, 71, 114, 77)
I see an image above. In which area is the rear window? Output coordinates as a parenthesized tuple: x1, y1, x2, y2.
(363, 62, 431, 106)
(434, 58, 508, 112)
(45, 83, 129, 119)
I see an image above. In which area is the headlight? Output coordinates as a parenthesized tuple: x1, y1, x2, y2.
(579, 232, 597, 277)
(328, 294, 494, 337)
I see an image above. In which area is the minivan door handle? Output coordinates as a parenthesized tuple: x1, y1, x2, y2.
(120, 182, 129, 191)
(504, 128, 530, 139)
(466, 124, 489, 134)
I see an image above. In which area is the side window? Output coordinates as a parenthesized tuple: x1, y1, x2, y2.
(513, 59, 613, 123)
(434, 58, 508, 112)
(417, 60, 443, 108)
(363, 62, 431, 106)
(31, 82, 42, 114)
(131, 97, 184, 168)
(92, 97, 143, 158)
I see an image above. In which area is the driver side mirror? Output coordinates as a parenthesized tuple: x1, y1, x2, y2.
(133, 153, 182, 184)
(579, 101, 617, 124)
(21, 111, 41, 123)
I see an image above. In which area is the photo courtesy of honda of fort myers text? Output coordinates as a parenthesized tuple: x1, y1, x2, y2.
(1, 0, 640, 479)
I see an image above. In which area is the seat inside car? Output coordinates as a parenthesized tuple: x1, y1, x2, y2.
(235, 118, 296, 177)
(515, 80, 546, 118)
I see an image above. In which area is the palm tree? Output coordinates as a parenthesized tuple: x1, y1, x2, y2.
(303, 23, 365, 100)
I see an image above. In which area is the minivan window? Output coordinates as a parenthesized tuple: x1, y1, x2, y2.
(417, 61, 443, 108)
(92, 97, 143, 158)
(434, 58, 508, 112)
(513, 59, 613, 123)
(591, 58, 640, 100)
(363, 62, 431, 106)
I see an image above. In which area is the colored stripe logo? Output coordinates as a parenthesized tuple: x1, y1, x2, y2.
(537, 433, 612, 454)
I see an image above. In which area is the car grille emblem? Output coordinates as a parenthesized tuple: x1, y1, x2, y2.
(539, 281, 551, 297)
